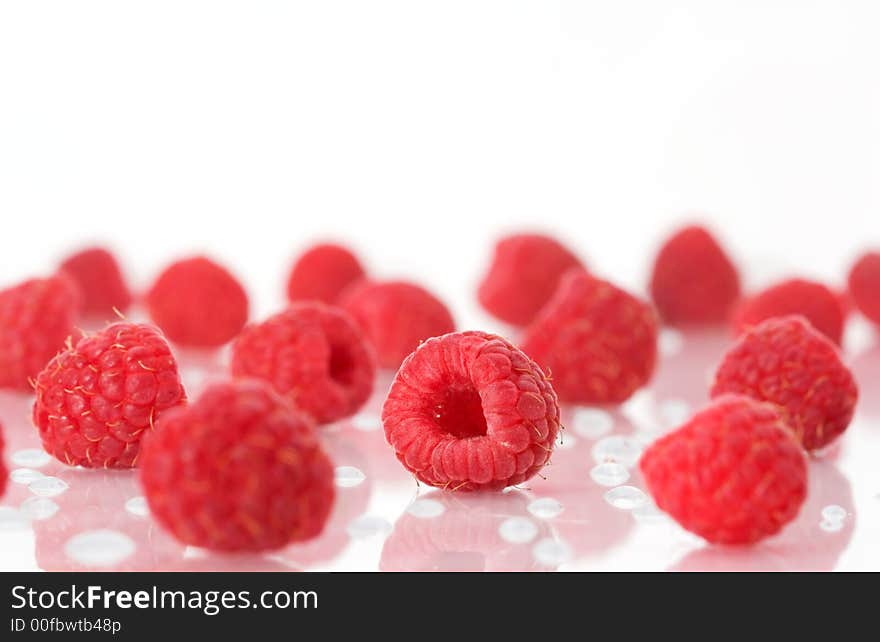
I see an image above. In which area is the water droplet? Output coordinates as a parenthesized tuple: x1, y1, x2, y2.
(28, 476, 69, 498)
(346, 515, 393, 539)
(19, 497, 59, 520)
(590, 462, 630, 487)
(498, 517, 538, 544)
(352, 414, 381, 432)
(406, 499, 445, 519)
(64, 530, 136, 567)
(659, 399, 691, 427)
(591, 436, 644, 468)
(604, 486, 649, 510)
(631, 501, 667, 523)
(10, 468, 44, 485)
(0, 507, 29, 530)
(334, 466, 366, 488)
(11, 448, 51, 468)
(572, 408, 613, 439)
(527, 497, 563, 519)
(820, 519, 844, 533)
(659, 329, 684, 356)
(125, 496, 150, 518)
(532, 538, 573, 566)
(821, 504, 847, 523)
(554, 431, 576, 450)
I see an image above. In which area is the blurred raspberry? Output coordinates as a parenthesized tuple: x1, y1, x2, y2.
(146, 256, 249, 347)
(231, 302, 375, 424)
(382, 331, 559, 491)
(59, 246, 132, 317)
(734, 278, 844, 345)
(649, 225, 740, 325)
(478, 233, 584, 326)
(33, 322, 186, 468)
(340, 280, 455, 369)
(0, 423, 6, 499)
(711, 315, 857, 451)
(140, 380, 335, 552)
(521, 269, 658, 404)
(640, 394, 807, 545)
(286, 243, 366, 304)
(848, 251, 880, 325)
(0, 275, 81, 390)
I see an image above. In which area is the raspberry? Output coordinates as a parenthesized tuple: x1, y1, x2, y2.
(340, 280, 455, 369)
(32, 322, 187, 468)
(649, 225, 740, 325)
(521, 269, 658, 404)
(59, 246, 132, 317)
(848, 251, 880, 325)
(478, 233, 584, 326)
(0, 275, 81, 390)
(0, 423, 6, 499)
(140, 380, 335, 552)
(734, 278, 844, 344)
(230, 302, 375, 424)
(640, 394, 808, 545)
(382, 331, 560, 491)
(711, 315, 857, 451)
(146, 256, 249, 347)
(286, 243, 366, 304)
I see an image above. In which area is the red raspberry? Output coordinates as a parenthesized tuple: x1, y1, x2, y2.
(734, 278, 844, 345)
(0, 275, 81, 390)
(521, 269, 658, 404)
(649, 225, 740, 325)
(32, 322, 187, 468)
(59, 246, 132, 317)
(478, 233, 584, 326)
(848, 252, 880, 325)
(340, 280, 455, 369)
(286, 243, 366, 304)
(140, 380, 335, 552)
(0, 423, 6, 499)
(230, 302, 375, 424)
(711, 315, 857, 451)
(640, 394, 807, 545)
(382, 331, 560, 491)
(146, 256, 249, 347)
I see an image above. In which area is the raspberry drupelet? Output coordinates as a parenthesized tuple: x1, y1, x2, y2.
(59, 246, 132, 317)
(382, 331, 560, 491)
(286, 243, 366, 304)
(140, 380, 335, 552)
(32, 322, 186, 468)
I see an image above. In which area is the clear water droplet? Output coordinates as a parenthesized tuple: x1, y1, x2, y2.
(604, 486, 649, 510)
(10, 468, 44, 485)
(125, 496, 150, 518)
(572, 408, 614, 439)
(591, 436, 644, 468)
(659, 398, 691, 427)
(28, 476, 69, 498)
(0, 507, 29, 530)
(820, 519, 844, 533)
(659, 329, 684, 356)
(352, 414, 381, 432)
(19, 497, 59, 521)
(631, 501, 667, 523)
(590, 462, 630, 487)
(64, 530, 136, 567)
(346, 515, 393, 539)
(532, 538, 573, 566)
(527, 497, 564, 519)
(11, 448, 51, 468)
(334, 466, 366, 488)
(554, 431, 576, 450)
(406, 499, 445, 519)
(821, 504, 847, 522)
(498, 517, 538, 544)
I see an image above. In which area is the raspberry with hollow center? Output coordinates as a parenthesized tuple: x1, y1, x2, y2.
(711, 315, 857, 451)
(32, 322, 187, 468)
(230, 302, 375, 424)
(140, 380, 335, 552)
(478, 233, 584, 326)
(848, 251, 880, 325)
(0, 275, 81, 390)
(59, 246, 132, 318)
(382, 331, 560, 491)
(146, 256, 249, 347)
(640, 394, 807, 545)
(286, 243, 366, 304)
(521, 269, 658, 404)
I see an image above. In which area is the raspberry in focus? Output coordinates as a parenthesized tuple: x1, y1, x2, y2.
(734, 278, 844, 345)
(230, 302, 376, 424)
(140, 380, 335, 552)
(711, 315, 858, 451)
(477, 233, 584, 326)
(32, 322, 187, 468)
(848, 251, 880, 325)
(382, 331, 560, 491)
(0, 275, 81, 390)
(640, 394, 807, 545)
(340, 280, 455, 369)
(146, 256, 249, 347)
(649, 224, 740, 325)
(521, 269, 658, 404)
(287, 243, 366, 304)
(59, 246, 132, 317)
